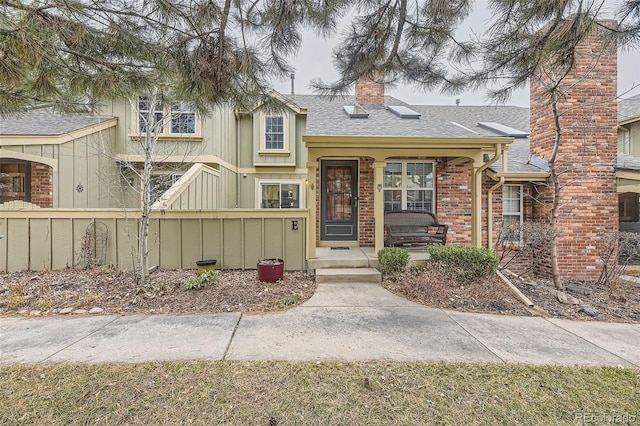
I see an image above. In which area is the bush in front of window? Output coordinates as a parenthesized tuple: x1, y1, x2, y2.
(377, 247, 410, 275)
(428, 246, 498, 281)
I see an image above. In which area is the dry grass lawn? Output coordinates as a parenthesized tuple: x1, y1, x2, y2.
(1, 361, 638, 425)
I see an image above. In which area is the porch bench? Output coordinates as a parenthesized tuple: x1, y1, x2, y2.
(384, 210, 448, 247)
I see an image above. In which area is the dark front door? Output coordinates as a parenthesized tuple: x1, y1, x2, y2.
(321, 160, 358, 241)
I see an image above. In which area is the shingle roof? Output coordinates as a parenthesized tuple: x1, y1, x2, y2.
(287, 94, 531, 139)
(0, 107, 113, 136)
(617, 152, 640, 171)
(619, 93, 640, 122)
(287, 94, 540, 173)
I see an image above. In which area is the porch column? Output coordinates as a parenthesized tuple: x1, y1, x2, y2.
(373, 161, 386, 254)
(306, 161, 319, 259)
(471, 154, 484, 246)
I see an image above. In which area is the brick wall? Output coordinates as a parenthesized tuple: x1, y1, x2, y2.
(529, 24, 618, 280)
(30, 163, 53, 208)
(436, 159, 473, 245)
(358, 158, 375, 246)
(355, 79, 385, 105)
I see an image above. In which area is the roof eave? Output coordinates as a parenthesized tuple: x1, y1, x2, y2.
(486, 169, 550, 181)
(235, 91, 307, 115)
(303, 134, 515, 149)
(0, 117, 118, 146)
(619, 114, 640, 126)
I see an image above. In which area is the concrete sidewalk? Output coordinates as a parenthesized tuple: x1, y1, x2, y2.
(1, 283, 639, 366)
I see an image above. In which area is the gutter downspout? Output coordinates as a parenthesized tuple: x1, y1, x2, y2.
(476, 143, 505, 177)
(488, 176, 505, 250)
(234, 110, 240, 208)
(472, 142, 504, 246)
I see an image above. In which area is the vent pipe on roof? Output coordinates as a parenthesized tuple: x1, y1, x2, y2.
(456, 99, 460, 106)
(290, 74, 295, 96)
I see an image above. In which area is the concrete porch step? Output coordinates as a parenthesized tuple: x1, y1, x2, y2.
(307, 257, 372, 270)
(315, 268, 382, 284)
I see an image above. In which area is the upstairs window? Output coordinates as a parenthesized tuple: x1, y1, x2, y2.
(383, 161, 434, 212)
(138, 97, 164, 134)
(171, 102, 196, 134)
(137, 97, 198, 136)
(264, 116, 285, 150)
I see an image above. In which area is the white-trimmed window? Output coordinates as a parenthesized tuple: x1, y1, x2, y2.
(383, 161, 434, 212)
(171, 102, 196, 134)
(138, 96, 164, 134)
(264, 116, 285, 150)
(259, 181, 301, 208)
(137, 97, 197, 136)
(502, 184, 523, 241)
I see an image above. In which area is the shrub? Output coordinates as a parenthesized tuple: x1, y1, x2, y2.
(183, 269, 220, 290)
(377, 247, 410, 274)
(4, 283, 26, 311)
(275, 294, 302, 307)
(428, 245, 498, 280)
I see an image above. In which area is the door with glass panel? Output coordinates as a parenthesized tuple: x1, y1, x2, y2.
(321, 160, 358, 241)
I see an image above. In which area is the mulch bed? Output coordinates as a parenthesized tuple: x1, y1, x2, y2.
(509, 274, 640, 323)
(382, 265, 530, 316)
(0, 268, 316, 317)
(1, 264, 638, 323)
(382, 263, 640, 323)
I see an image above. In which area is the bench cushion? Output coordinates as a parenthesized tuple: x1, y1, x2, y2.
(384, 210, 448, 246)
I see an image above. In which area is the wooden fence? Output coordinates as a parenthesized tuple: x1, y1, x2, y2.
(0, 209, 308, 272)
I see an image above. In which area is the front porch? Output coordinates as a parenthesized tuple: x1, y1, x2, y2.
(304, 135, 513, 260)
(307, 246, 431, 272)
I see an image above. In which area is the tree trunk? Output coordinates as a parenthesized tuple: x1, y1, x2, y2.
(137, 87, 160, 285)
(549, 93, 564, 290)
(548, 162, 564, 290)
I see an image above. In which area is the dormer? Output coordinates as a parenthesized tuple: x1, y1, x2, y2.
(250, 93, 305, 167)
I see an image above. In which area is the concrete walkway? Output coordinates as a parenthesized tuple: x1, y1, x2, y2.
(1, 283, 639, 367)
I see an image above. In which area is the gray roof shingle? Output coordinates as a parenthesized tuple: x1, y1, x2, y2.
(617, 152, 640, 171)
(619, 93, 640, 122)
(287, 94, 540, 173)
(287, 94, 530, 138)
(0, 107, 113, 136)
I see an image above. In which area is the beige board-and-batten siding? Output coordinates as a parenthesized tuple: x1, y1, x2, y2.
(0, 209, 307, 272)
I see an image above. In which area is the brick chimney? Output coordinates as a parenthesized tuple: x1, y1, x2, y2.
(355, 78, 385, 105)
(529, 21, 618, 281)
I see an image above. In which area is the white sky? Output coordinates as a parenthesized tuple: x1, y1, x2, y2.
(272, 1, 640, 106)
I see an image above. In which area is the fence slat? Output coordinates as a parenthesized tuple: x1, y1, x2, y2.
(0, 210, 308, 272)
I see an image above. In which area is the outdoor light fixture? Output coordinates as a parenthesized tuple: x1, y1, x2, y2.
(377, 183, 383, 192)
